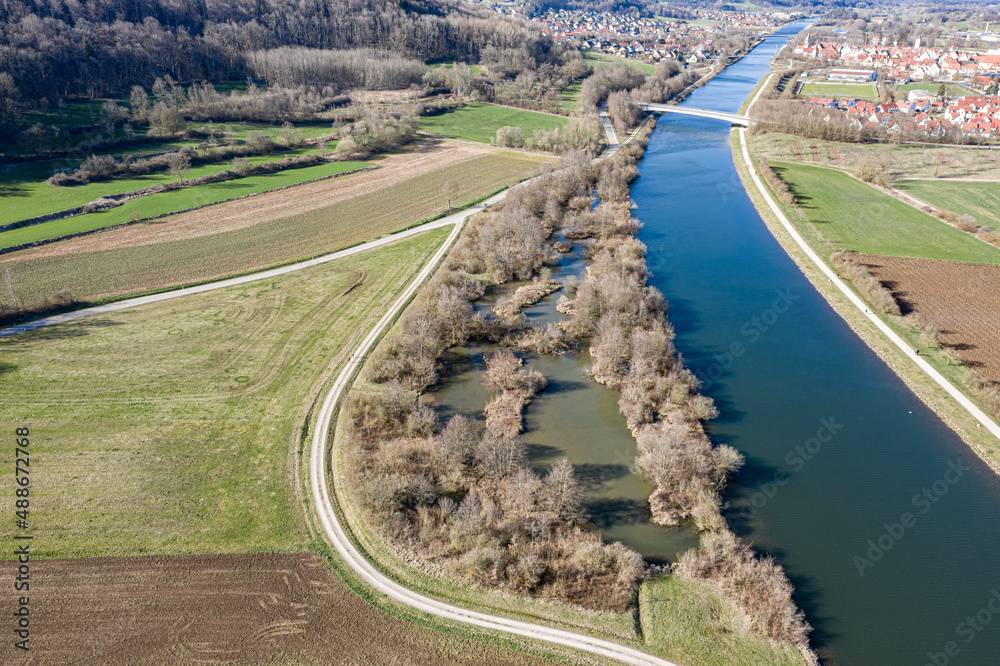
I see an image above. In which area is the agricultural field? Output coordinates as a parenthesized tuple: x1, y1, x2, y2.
(768, 161, 1000, 263)
(582, 51, 658, 75)
(797, 81, 879, 99)
(0, 156, 371, 248)
(0, 145, 549, 311)
(419, 102, 568, 144)
(751, 131, 1000, 179)
(8, 552, 557, 665)
(863, 255, 1000, 382)
(639, 577, 803, 666)
(1, 124, 338, 227)
(0, 230, 448, 558)
(895, 179, 1000, 229)
(0, 156, 366, 250)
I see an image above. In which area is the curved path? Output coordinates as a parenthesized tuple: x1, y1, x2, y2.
(736, 125, 1000, 443)
(308, 212, 678, 666)
(2, 122, 676, 664)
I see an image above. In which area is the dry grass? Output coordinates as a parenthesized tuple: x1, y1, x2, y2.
(750, 132, 1000, 180)
(0, 231, 447, 557)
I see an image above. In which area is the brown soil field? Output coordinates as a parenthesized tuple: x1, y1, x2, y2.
(863, 254, 1000, 382)
(11, 141, 488, 261)
(2, 552, 553, 666)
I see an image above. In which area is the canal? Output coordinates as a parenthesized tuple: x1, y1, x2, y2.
(434, 22, 1000, 665)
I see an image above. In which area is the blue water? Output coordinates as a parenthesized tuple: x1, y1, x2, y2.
(635, 21, 1000, 666)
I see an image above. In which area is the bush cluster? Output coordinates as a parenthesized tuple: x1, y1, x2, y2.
(831, 250, 902, 316)
(758, 157, 795, 206)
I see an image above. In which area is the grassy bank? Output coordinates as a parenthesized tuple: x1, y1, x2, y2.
(0, 230, 449, 558)
(640, 577, 803, 666)
(419, 103, 568, 144)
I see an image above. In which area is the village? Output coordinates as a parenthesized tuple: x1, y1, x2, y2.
(788, 33, 1000, 138)
(793, 34, 1000, 86)
(480, 1, 798, 65)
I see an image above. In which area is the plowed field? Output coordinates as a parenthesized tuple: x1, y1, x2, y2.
(862, 254, 1000, 382)
(1, 552, 552, 665)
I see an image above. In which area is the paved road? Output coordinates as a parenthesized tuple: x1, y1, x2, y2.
(736, 125, 1000, 444)
(308, 215, 679, 666)
(0, 196, 506, 339)
(600, 103, 621, 154)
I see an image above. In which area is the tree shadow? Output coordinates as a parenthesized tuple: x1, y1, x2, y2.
(1, 317, 123, 345)
(573, 463, 630, 492)
(526, 443, 563, 462)
(585, 497, 650, 528)
(0, 184, 30, 197)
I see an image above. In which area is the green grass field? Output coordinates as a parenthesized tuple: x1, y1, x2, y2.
(426, 60, 483, 77)
(895, 180, 1000, 228)
(1, 124, 337, 226)
(798, 81, 878, 99)
(640, 577, 803, 665)
(893, 82, 970, 98)
(770, 161, 1000, 263)
(22, 99, 112, 128)
(0, 156, 367, 250)
(560, 80, 583, 111)
(418, 103, 567, 144)
(2, 153, 544, 310)
(582, 51, 657, 75)
(0, 229, 448, 558)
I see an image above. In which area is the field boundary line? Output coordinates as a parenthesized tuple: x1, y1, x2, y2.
(737, 125, 1000, 443)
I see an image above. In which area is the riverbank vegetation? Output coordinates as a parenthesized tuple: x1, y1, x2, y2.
(344, 162, 648, 612)
(342, 113, 815, 660)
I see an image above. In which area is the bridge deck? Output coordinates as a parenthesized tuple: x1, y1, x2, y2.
(639, 103, 752, 126)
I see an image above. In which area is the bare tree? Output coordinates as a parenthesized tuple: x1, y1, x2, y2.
(166, 152, 191, 185)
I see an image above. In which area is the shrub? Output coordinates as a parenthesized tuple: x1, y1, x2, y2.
(493, 125, 525, 148)
(831, 250, 901, 316)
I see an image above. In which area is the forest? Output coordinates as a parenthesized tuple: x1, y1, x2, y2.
(0, 0, 554, 135)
